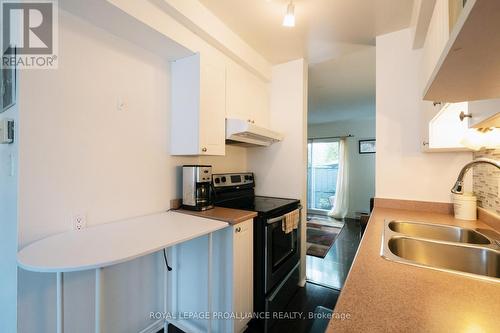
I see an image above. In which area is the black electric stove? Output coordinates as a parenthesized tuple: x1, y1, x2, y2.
(218, 195, 299, 215)
(212, 172, 301, 333)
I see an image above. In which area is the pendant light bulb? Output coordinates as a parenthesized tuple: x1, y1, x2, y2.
(282, 2, 295, 27)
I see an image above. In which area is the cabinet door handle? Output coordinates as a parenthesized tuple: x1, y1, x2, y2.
(235, 227, 241, 233)
(459, 111, 472, 122)
(201, 147, 207, 152)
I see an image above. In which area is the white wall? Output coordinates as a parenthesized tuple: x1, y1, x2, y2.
(17, 10, 247, 333)
(0, 76, 18, 333)
(376, 28, 472, 203)
(1, 3, 19, 328)
(308, 118, 376, 218)
(83, 0, 272, 80)
(248, 59, 308, 283)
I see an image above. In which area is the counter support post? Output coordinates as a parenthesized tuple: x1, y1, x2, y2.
(56, 272, 64, 333)
(95, 268, 103, 333)
(164, 248, 169, 332)
(207, 233, 213, 333)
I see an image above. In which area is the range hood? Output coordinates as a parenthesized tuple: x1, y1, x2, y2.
(226, 118, 284, 147)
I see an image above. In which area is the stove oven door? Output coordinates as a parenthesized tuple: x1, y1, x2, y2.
(264, 209, 301, 293)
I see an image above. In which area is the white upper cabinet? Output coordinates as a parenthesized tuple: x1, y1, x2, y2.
(422, 101, 471, 151)
(226, 62, 270, 127)
(421, 99, 500, 152)
(419, 1, 500, 151)
(421, 0, 450, 92)
(423, 0, 500, 102)
(170, 53, 226, 156)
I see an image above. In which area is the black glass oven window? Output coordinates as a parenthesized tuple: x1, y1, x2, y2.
(272, 226, 294, 269)
(231, 175, 242, 183)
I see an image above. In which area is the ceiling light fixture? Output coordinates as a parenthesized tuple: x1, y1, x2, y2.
(282, 1, 295, 27)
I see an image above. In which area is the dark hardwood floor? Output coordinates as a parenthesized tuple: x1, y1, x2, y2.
(306, 217, 363, 289)
(162, 283, 339, 333)
(244, 283, 340, 333)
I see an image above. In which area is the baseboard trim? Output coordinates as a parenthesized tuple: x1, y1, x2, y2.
(138, 319, 164, 333)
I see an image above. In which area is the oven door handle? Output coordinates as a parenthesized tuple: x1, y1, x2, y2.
(266, 206, 302, 225)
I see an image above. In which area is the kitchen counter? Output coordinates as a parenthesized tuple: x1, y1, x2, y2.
(327, 203, 500, 333)
(176, 207, 257, 225)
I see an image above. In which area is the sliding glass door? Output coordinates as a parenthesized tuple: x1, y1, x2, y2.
(307, 138, 340, 215)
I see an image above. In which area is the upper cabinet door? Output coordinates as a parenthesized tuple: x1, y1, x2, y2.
(250, 76, 270, 127)
(226, 63, 270, 127)
(199, 59, 226, 156)
(422, 101, 471, 152)
(170, 53, 226, 156)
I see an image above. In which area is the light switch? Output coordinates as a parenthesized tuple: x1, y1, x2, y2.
(117, 97, 126, 112)
(0, 119, 14, 144)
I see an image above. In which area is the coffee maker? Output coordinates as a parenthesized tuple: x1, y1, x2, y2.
(182, 165, 214, 211)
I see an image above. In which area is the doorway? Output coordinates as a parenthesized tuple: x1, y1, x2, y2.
(307, 138, 340, 215)
(306, 44, 375, 290)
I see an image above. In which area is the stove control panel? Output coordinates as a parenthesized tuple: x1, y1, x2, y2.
(212, 172, 254, 188)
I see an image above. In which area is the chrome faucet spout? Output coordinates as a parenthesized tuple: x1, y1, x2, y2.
(451, 158, 500, 194)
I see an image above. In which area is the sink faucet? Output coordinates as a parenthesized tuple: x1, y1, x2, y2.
(451, 158, 500, 194)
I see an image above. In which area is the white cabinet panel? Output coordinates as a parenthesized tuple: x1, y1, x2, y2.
(171, 53, 226, 156)
(422, 99, 500, 152)
(226, 63, 269, 127)
(200, 61, 226, 155)
(421, 101, 470, 152)
(421, 0, 450, 92)
(232, 219, 253, 333)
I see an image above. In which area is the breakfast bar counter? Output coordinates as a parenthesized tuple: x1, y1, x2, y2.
(17, 211, 228, 333)
(327, 200, 500, 333)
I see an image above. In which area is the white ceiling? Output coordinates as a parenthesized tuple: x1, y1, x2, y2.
(198, 0, 414, 123)
(308, 44, 376, 124)
(198, 0, 414, 64)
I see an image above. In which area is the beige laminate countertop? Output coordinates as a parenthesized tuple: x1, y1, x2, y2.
(327, 207, 500, 333)
(176, 207, 257, 225)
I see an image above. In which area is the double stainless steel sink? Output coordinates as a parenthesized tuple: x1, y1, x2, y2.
(381, 220, 500, 282)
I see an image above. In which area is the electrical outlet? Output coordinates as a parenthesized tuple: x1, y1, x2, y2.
(72, 214, 87, 231)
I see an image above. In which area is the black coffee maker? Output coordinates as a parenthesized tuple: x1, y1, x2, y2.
(182, 165, 214, 211)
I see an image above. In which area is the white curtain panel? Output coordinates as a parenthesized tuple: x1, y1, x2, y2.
(328, 138, 349, 219)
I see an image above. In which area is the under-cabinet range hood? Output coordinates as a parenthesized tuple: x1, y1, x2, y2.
(226, 118, 284, 147)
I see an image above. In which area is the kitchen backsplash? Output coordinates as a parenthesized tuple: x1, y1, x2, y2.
(473, 149, 500, 215)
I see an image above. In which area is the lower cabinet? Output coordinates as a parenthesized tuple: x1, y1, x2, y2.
(232, 219, 253, 333)
(167, 220, 254, 333)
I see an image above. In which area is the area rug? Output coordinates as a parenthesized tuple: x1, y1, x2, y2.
(306, 221, 343, 258)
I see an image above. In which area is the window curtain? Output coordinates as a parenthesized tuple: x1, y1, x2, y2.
(328, 138, 349, 219)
